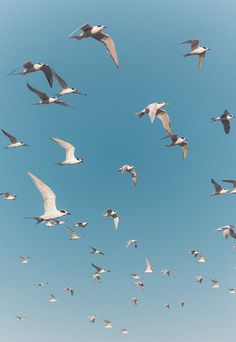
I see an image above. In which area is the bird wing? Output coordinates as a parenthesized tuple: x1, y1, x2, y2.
(211, 179, 222, 192)
(222, 120, 230, 134)
(230, 228, 236, 239)
(181, 142, 188, 160)
(80, 23, 93, 31)
(129, 168, 137, 185)
(51, 137, 75, 160)
(198, 52, 206, 69)
(91, 263, 101, 272)
(222, 179, 236, 189)
(113, 215, 119, 230)
(1, 129, 17, 143)
(27, 83, 48, 100)
(182, 39, 200, 50)
(52, 69, 68, 89)
(28, 172, 57, 215)
(157, 109, 172, 133)
(93, 32, 119, 68)
(41, 65, 53, 87)
(89, 246, 97, 252)
(54, 100, 72, 107)
(223, 229, 230, 239)
(147, 103, 158, 123)
(145, 257, 151, 271)
(23, 61, 34, 69)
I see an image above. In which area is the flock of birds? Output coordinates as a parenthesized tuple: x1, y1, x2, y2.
(3, 22, 236, 335)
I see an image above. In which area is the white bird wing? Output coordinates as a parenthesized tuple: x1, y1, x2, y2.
(93, 32, 119, 68)
(147, 103, 158, 123)
(28, 172, 57, 215)
(113, 215, 119, 230)
(198, 52, 206, 69)
(157, 109, 172, 133)
(145, 257, 152, 271)
(51, 137, 76, 160)
(181, 142, 188, 160)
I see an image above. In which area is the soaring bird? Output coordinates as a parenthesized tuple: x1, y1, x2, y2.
(91, 263, 110, 274)
(51, 137, 83, 165)
(52, 69, 87, 96)
(118, 164, 137, 186)
(195, 275, 203, 283)
(131, 297, 138, 305)
(49, 294, 58, 302)
(0, 192, 16, 200)
(164, 133, 188, 160)
(66, 227, 83, 240)
(211, 279, 220, 289)
(1, 129, 28, 148)
(133, 281, 144, 290)
(182, 40, 211, 68)
(144, 257, 154, 273)
(126, 240, 138, 248)
(19, 256, 29, 264)
(89, 246, 105, 256)
(88, 315, 96, 323)
(64, 287, 74, 296)
(103, 319, 113, 328)
(211, 110, 234, 134)
(103, 209, 119, 230)
(68, 23, 119, 68)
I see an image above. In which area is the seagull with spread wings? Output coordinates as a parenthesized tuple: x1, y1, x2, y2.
(144, 257, 154, 273)
(118, 165, 137, 186)
(210, 179, 228, 196)
(103, 209, 119, 230)
(211, 110, 234, 134)
(52, 69, 87, 96)
(182, 40, 211, 68)
(50, 137, 83, 165)
(1, 129, 28, 148)
(164, 133, 188, 160)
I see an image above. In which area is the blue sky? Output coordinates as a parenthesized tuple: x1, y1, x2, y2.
(0, 0, 236, 341)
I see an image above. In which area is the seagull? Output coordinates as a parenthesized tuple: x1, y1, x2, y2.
(178, 300, 185, 307)
(52, 69, 87, 96)
(8, 61, 53, 87)
(118, 165, 137, 186)
(64, 287, 74, 296)
(88, 315, 96, 323)
(27, 83, 72, 107)
(133, 281, 144, 291)
(161, 269, 171, 276)
(197, 254, 206, 263)
(222, 180, 236, 194)
(36, 282, 48, 287)
(211, 110, 234, 134)
(68, 23, 119, 68)
(163, 303, 170, 309)
(130, 273, 141, 279)
(126, 240, 138, 248)
(44, 219, 66, 227)
(0, 192, 16, 200)
(91, 263, 110, 274)
(189, 250, 201, 258)
(182, 40, 211, 68)
(74, 221, 88, 228)
(131, 297, 138, 305)
(1, 129, 28, 148)
(103, 320, 113, 328)
(19, 256, 29, 264)
(228, 288, 236, 294)
(27, 172, 70, 223)
(164, 133, 188, 160)
(89, 246, 105, 256)
(51, 137, 83, 165)
(67, 227, 83, 240)
(49, 294, 58, 302)
(121, 329, 128, 334)
(210, 179, 229, 196)
(211, 279, 220, 288)
(16, 315, 28, 321)
(144, 257, 154, 273)
(91, 273, 101, 283)
(195, 275, 203, 283)
(135, 102, 172, 132)
(103, 209, 119, 230)
(216, 225, 236, 239)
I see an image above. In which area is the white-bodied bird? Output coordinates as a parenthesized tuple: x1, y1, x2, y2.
(51, 137, 83, 165)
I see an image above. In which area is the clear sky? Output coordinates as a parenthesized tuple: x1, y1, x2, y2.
(0, 0, 236, 341)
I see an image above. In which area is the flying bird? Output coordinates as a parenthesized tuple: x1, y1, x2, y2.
(211, 279, 220, 289)
(195, 275, 203, 283)
(44, 219, 66, 227)
(74, 221, 88, 228)
(222, 179, 236, 194)
(197, 254, 206, 263)
(16, 315, 28, 321)
(189, 250, 201, 258)
(178, 300, 185, 307)
(103, 209, 119, 230)
(49, 294, 58, 302)
(89, 246, 105, 256)
(19, 256, 29, 264)
(161, 269, 171, 276)
(144, 257, 154, 273)
(163, 303, 170, 309)
(121, 329, 128, 334)
(88, 315, 96, 323)
(0, 192, 16, 200)
(133, 281, 144, 290)
(182, 40, 211, 68)
(91, 273, 101, 283)
(27, 83, 72, 107)
(67, 227, 83, 240)
(130, 274, 141, 279)
(211, 110, 234, 134)
(103, 319, 113, 328)
(50, 137, 83, 165)
(52, 69, 87, 96)
(64, 287, 74, 296)
(126, 240, 138, 248)
(216, 225, 236, 239)
(91, 263, 110, 274)
(164, 133, 188, 160)
(27, 172, 70, 223)
(210, 179, 228, 196)
(1, 129, 28, 148)
(118, 165, 137, 186)
(228, 288, 236, 294)
(36, 282, 48, 287)
(68, 23, 119, 68)
(131, 297, 138, 305)
(8, 61, 53, 87)
(135, 102, 172, 132)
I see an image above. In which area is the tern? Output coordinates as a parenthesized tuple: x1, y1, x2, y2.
(121, 329, 128, 334)
(164, 133, 188, 160)
(126, 240, 138, 248)
(103, 209, 119, 230)
(195, 275, 203, 283)
(135, 102, 172, 132)
(64, 287, 74, 296)
(27, 83, 72, 107)
(68, 23, 119, 68)
(133, 281, 144, 290)
(216, 225, 236, 239)
(49, 294, 58, 302)
(51, 137, 83, 165)
(91, 263, 110, 274)
(178, 300, 185, 307)
(197, 254, 206, 263)
(52, 69, 87, 96)
(44, 219, 66, 227)
(91, 273, 101, 282)
(16, 315, 28, 321)
(163, 303, 170, 309)
(161, 269, 171, 276)
(228, 288, 236, 294)
(1, 129, 28, 148)
(222, 179, 236, 194)
(74, 221, 88, 228)
(118, 165, 137, 186)
(131, 297, 138, 305)
(67, 227, 83, 240)
(211, 110, 234, 134)
(0, 192, 16, 200)
(27, 172, 70, 222)
(210, 179, 228, 196)
(8, 61, 53, 87)
(36, 282, 48, 287)
(130, 274, 140, 279)
(211, 279, 220, 289)
(88, 315, 96, 323)
(182, 40, 211, 68)
(19, 256, 29, 264)
(89, 246, 105, 256)
(189, 250, 200, 258)
(144, 257, 154, 273)
(103, 320, 113, 328)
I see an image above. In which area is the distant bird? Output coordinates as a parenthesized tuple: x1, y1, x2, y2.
(195, 275, 203, 283)
(197, 254, 206, 263)
(161, 269, 171, 276)
(91, 263, 110, 274)
(211, 110, 234, 134)
(131, 297, 138, 305)
(68, 23, 119, 68)
(118, 165, 137, 186)
(163, 303, 170, 309)
(144, 257, 154, 273)
(67, 227, 83, 240)
(216, 225, 236, 239)
(178, 300, 185, 307)
(121, 329, 128, 334)
(135, 102, 172, 132)
(103, 319, 113, 328)
(49, 294, 58, 302)
(8, 61, 53, 87)
(103, 209, 119, 230)
(36, 282, 48, 287)
(126, 240, 138, 248)
(130, 273, 141, 279)
(211, 279, 220, 289)
(64, 287, 74, 296)
(52, 69, 87, 96)
(228, 288, 236, 294)
(1, 129, 28, 148)
(44, 219, 66, 227)
(74, 221, 88, 228)
(27, 83, 72, 107)
(16, 315, 28, 321)
(133, 281, 144, 291)
(89, 246, 105, 256)
(28, 172, 70, 223)
(222, 179, 236, 194)
(189, 250, 200, 258)
(210, 179, 228, 196)
(0, 192, 16, 200)
(51, 137, 83, 165)
(164, 133, 188, 160)
(19, 256, 29, 264)
(88, 315, 96, 323)
(91, 273, 101, 282)
(182, 40, 211, 68)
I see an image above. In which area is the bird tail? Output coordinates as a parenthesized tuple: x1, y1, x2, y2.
(135, 111, 145, 118)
